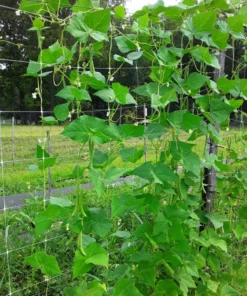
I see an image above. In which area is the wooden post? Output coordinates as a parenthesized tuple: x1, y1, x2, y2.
(46, 131, 52, 197)
(202, 51, 226, 213)
(11, 117, 15, 165)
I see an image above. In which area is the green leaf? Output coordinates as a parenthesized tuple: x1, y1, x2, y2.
(84, 8, 110, 33)
(111, 194, 136, 217)
(120, 148, 144, 163)
(212, 29, 229, 50)
(87, 208, 112, 237)
(84, 242, 108, 266)
(209, 238, 228, 252)
(238, 206, 247, 219)
(80, 71, 107, 90)
(73, 243, 108, 279)
(73, 250, 92, 279)
(84, 281, 106, 296)
(39, 42, 73, 66)
(120, 124, 144, 138)
(33, 18, 44, 29)
(54, 103, 69, 121)
(20, 0, 70, 14)
(208, 124, 222, 143)
(89, 168, 104, 196)
(40, 116, 58, 125)
(114, 6, 125, 19)
(115, 35, 137, 53)
(187, 72, 209, 90)
(168, 218, 186, 241)
(135, 262, 156, 288)
(64, 286, 84, 296)
(153, 279, 182, 296)
(111, 230, 131, 239)
(220, 285, 240, 296)
(127, 51, 143, 60)
(114, 54, 133, 66)
(112, 83, 129, 104)
(217, 78, 237, 94)
(105, 167, 129, 184)
(94, 88, 115, 103)
(62, 115, 120, 144)
(50, 197, 74, 207)
(210, 100, 234, 123)
(163, 6, 182, 20)
(183, 113, 202, 132)
(36, 145, 56, 169)
(167, 110, 186, 128)
(205, 213, 228, 229)
(34, 205, 70, 235)
(193, 10, 216, 32)
(113, 279, 142, 296)
(227, 15, 243, 32)
(145, 122, 166, 140)
(25, 251, 61, 276)
(93, 149, 108, 166)
(56, 86, 91, 101)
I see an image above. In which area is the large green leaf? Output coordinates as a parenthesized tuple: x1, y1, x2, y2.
(120, 147, 144, 163)
(25, 251, 61, 276)
(183, 113, 202, 132)
(84, 9, 111, 33)
(34, 205, 70, 235)
(220, 285, 240, 296)
(115, 35, 137, 53)
(73, 243, 108, 279)
(114, 6, 125, 19)
(66, 9, 110, 42)
(212, 29, 229, 49)
(193, 10, 216, 32)
(187, 72, 209, 90)
(120, 124, 144, 138)
(133, 162, 177, 183)
(111, 194, 137, 217)
(145, 122, 166, 140)
(210, 100, 234, 123)
(217, 78, 237, 94)
(113, 279, 143, 296)
(227, 15, 243, 32)
(135, 262, 156, 288)
(153, 279, 182, 296)
(56, 86, 91, 101)
(38, 41, 73, 66)
(87, 208, 112, 237)
(20, 0, 70, 14)
(54, 103, 69, 121)
(61, 115, 120, 144)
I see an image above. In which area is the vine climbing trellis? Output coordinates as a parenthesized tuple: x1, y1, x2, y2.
(1, 0, 247, 295)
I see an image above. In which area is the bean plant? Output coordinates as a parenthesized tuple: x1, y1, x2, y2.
(14, 0, 247, 295)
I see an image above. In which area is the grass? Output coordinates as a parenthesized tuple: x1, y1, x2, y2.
(1, 125, 247, 196)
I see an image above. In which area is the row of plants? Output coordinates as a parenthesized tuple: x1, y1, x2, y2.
(2, 0, 247, 295)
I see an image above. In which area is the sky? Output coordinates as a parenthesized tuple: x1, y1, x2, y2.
(125, 0, 180, 13)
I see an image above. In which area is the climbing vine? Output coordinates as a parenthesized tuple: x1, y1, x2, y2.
(14, 0, 247, 295)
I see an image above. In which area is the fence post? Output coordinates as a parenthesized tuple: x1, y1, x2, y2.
(202, 50, 225, 214)
(12, 116, 15, 165)
(46, 130, 52, 197)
